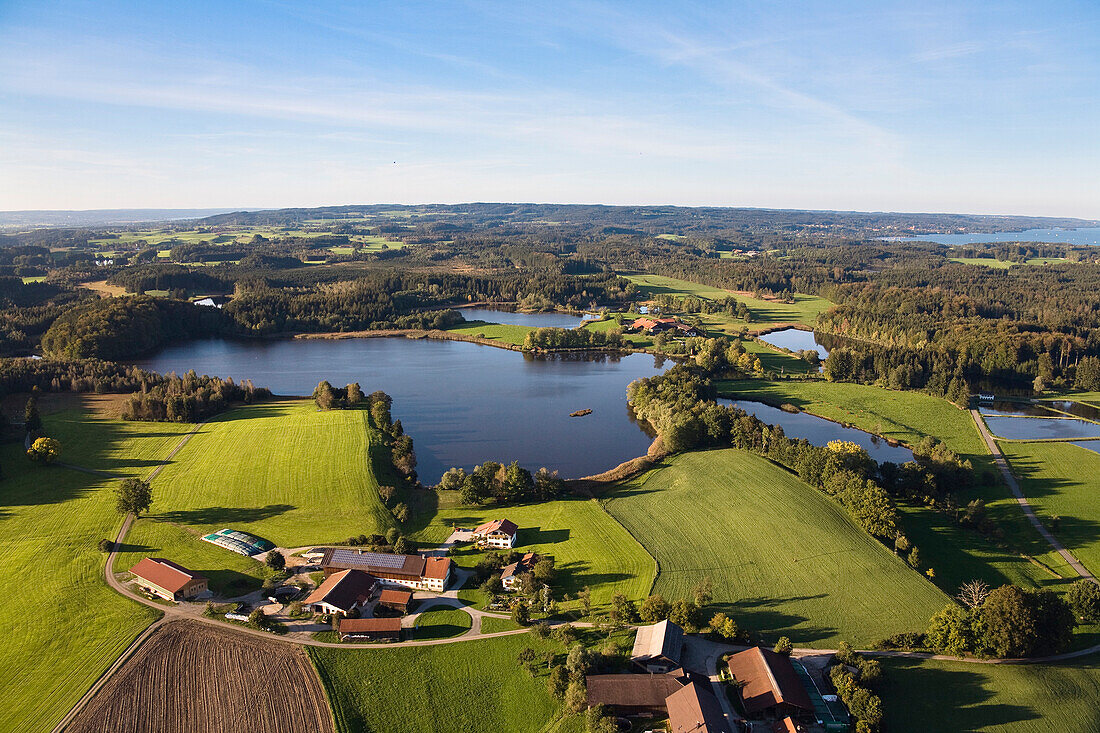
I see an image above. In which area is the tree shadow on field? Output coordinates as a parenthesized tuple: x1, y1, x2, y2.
(556, 559, 634, 597)
(114, 542, 155, 554)
(155, 504, 295, 526)
(207, 569, 264, 598)
(522, 526, 569, 545)
(722, 594, 836, 644)
(881, 658, 1039, 731)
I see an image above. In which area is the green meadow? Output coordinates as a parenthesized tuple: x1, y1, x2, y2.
(0, 403, 191, 731)
(309, 634, 585, 733)
(603, 450, 950, 646)
(625, 273, 833, 330)
(1000, 440, 1100, 577)
(143, 400, 395, 548)
(410, 497, 656, 610)
(712, 380, 1078, 599)
(880, 656, 1100, 732)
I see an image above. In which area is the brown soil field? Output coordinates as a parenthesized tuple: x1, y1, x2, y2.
(78, 279, 128, 297)
(66, 620, 334, 733)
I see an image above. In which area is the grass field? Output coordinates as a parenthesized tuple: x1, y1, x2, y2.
(445, 320, 535, 346)
(310, 634, 583, 733)
(950, 257, 1014, 268)
(113, 518, 271, 596)
(603, 450, 950, 646)
(999, 441, 1100, 578)
(413, 607, 473, 640)
(711, 380, 1077, 598)
(0, 403, 189, 731)
(410, 497, 656, 610)
(480, 616, 523, 633)
(880, 656, 1100, 732)
(625, 274, 833, 330)
(143, 400, 395, 548)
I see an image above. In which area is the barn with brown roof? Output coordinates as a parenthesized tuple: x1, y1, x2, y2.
(303, 569, 378, 617)
(377, 588, 414, 614)
(338, 617, 402, 642)
(129, 558, 208, 601)
(321, 549, 452, 592)
(585, 673, 686, 716)
(725, 647, 814, 719)
(666, 681, 735, 733)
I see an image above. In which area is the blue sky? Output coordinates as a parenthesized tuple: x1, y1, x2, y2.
(0, 0, 1097, 216)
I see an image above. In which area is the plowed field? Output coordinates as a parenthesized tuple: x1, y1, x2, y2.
(67, 620, 334, 733)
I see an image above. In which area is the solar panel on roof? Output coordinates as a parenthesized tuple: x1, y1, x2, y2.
(330, 550, 405, 568)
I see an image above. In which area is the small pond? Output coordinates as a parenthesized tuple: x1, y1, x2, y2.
(982, 415, 1100, 441)
(757, 328, 829, 359)
(977, 401, 1060, 418)
(717, 398, 914, 463)
(457, 307, 584, 329)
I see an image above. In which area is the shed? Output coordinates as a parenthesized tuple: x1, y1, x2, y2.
(339, 617, 402, 642)
(725, 647, 814, 718)
(631, 619, 684, 673)
(129, 558, 208, 601)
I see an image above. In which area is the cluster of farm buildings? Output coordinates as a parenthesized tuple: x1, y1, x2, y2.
(588, 618, 837, 733)
(626, 316, 705, 337)
(125, 518, 846, 731)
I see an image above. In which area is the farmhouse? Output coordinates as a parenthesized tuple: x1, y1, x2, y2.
(585, 673, 686, 716)
(666, 682, 735, 733)
(628, 316, 703, 337)
(129, 558, 209, 601)
(377, 588, 413, 614)
(338, 617, 402, 642)
(472, 519, 518, 548)
(725, 647, 814, 720)
(303, 569, 379, 617)
(321, 548, 454, 592)
(501, 551, 539, 591)
(631, 619, 684, 673)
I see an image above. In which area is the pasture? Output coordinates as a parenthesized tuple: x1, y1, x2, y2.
(712, 380, 1078, 599)
(310, 634, 583, 733)
(950, 257, 1014, 268)
(0, 402, 193, 731)
(625, 273, 833, 330)
(411, 497, 656, 610)
(445, 320, 535, 346)
(145, 399, 395, 547)
(999, 440, 1100, 578)
(413, 607, 473, 640)
(602, 450, 950, 646)
(880, 656, 1100, 732)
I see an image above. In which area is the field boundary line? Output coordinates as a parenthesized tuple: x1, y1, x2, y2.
(970, 409, 1097, 584)
(50, 618, 165, 733)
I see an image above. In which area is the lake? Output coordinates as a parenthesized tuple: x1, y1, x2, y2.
(134, 336, 668, 483)
(717, 398, 914, 463)
(888, 226, 1100, 246)
(757, 328, 829, 359)
(458, 307, 584, 329)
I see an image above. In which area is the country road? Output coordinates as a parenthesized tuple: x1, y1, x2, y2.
(970, 408, 1096, 583)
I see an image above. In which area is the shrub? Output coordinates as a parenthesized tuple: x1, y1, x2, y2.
(97, 538, 113, 552)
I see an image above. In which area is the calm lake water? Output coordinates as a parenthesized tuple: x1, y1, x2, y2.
(718, 398, 914, 463)
(889, 227, 1100, 246)
(458, 308, 584, 329)
(757, 328, 830, 358)
(982, 415, 1100, 440)
(134, 336, 667, 483)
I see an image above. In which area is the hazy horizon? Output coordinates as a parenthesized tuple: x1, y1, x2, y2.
(2, 1, 1098, 218)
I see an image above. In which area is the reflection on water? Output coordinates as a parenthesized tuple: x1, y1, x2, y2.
(757, 328, 830, 359)
(717, 398, 914, 463)
(1071, 441, 1100, 455)
(978, 401, 1060, 418)
(982, 415, 1100, 440)
(134, 336, 668, 483)
(458, 307, 584, 329)
(1045, 400, 1100, 422)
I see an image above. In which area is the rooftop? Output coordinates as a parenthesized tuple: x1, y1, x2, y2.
(323, 548, 426, 578)
(725, 647, 814, 716)
(585, 673, 685, 710)
(666, 682, 735, 733)
(631, 619, 684, 664)
(303, 569, 378, 612)
(473, 518, 518, 537)
(129, 558, 206, 594)
(339, 617, 403, 634)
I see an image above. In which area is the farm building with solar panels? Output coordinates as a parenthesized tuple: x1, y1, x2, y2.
(201, 528, 275, 556)
(321, 548, 453, 592)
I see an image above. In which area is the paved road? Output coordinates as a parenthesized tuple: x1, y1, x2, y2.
(970, 408, 1096, 583)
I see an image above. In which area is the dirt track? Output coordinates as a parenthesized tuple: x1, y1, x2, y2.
(65, 620, 335, 733)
